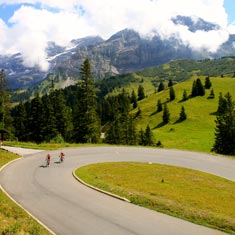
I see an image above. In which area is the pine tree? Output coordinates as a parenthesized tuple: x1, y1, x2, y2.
(208, 88, 215, 99)
(169, 86, 176, 101)
(158, 82, 165, 92)
(131, 90, 138, 109)
(144, 125, 154, 146)
(217, 92, 227, 115)
(179, 106, 187, 121)
(139, 128, 145, 145)
(127, 116, 137, 145)
(12, 101, 27, 141)
(204, 76, 212, 89)
(53, 90, 72, 141)
(138, 85, 145, 101)
(196, 78, 205, 96)
(168, 79, 173, 87)
(191, 78, 205, 97)
(28, 94, 44, 143)
(0, 69, 13, 139)
(182, 89, 188, 101)
(162, 104, 170, 124)
(42, 94, 58, 142)
(73, 59, 100, 143)
(212, 92, 235, 155)
(156, 99, 162, 112)
(191, 80, 197, 97)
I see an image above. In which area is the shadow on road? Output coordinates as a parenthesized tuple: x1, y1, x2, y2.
(39, 165, 48, 168)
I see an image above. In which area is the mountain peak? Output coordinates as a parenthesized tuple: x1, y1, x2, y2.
(172, 15, 220, 32)
(107, 29, 140, 42)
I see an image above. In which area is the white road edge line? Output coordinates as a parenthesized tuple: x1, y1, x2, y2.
(0, 152, 56, 235)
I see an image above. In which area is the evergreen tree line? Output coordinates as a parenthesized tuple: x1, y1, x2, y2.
(9, 60, 154, 146)
(11, 59, 100, 143)
(0, 69, 13, 140)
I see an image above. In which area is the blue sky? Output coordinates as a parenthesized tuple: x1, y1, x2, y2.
(224, 0, 235, 23)
(0, 0, 234, 71)
(0, 3, 59, 25)
(0, 0, 234, 26)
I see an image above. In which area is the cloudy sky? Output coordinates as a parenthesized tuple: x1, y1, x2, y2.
(0, 0, 235, 71)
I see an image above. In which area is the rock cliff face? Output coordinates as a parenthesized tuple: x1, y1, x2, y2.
(53, 29, 202, 80)
(1, 16, 235, 90)
(50, 27, 235, 83)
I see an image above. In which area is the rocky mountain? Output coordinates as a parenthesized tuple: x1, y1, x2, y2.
(1, 15, 235, 90)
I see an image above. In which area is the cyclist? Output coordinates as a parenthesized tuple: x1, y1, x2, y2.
(59, 151, 65, 162)
(46, 153, 51, 167)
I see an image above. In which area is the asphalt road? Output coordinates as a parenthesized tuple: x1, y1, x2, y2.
(1, 146, 234, 235)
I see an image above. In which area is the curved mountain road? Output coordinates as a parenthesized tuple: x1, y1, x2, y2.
(1, 146, 234, 235)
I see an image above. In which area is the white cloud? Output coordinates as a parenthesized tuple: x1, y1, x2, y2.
(0, 0, 233, 71)
(0, 0, 79, 10)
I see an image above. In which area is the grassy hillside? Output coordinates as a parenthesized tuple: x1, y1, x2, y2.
(98, 57, 235, 98)
(131, 76, 235, 152)
(12, 57, 235, 102)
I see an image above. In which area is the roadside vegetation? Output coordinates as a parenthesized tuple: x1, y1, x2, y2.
(2, 141, 82, 150)
(76, 162, 235, 234)
(0, 149, 52, 235)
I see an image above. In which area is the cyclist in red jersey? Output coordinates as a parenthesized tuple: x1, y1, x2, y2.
(59, 152, 65, 162)
(46, 153, 51, 167)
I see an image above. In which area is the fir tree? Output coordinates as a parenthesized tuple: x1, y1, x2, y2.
(179, 106, 187, 121)
(42, 94, 58, 142)
(0, 69, 13, 139)
(54, 90, 72, 141)
(138, 85, 145, 101)
(208, 88, 215, 99)
(168, 79, 173, 87)
(106, 113, 137, 145)
(169, 86, 176, 101)
(28, 94, 44, 143)
(191, 80, 197, 97)
(196, 78, 205, 96)
(144, 125, 154, 146)
(212, 92, 235, 155)
(182, 89, 188, 101)
(156, 99, 162, 112)
(139, 128, 145, 145)
(131, 90, 138, 109)
(204, 76, 212, 89)
(12, 101, 27, 141)
(73, 59, 100, 143)
(217, 92, 227, 115)
(162, 104, 170, 124)
(158, 82, 165, 92)
(191, 78, 205, 97)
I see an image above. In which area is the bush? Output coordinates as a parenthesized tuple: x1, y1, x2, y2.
(49, 134, 65, 144)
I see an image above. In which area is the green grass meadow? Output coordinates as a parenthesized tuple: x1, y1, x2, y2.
(131, 77, 235, 152)
(76, 162, 235, 234)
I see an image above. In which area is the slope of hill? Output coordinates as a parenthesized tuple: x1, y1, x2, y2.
(11, 57, 235, 102)
(97, 57, 235, 98)
(131, 77, 235, 152)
